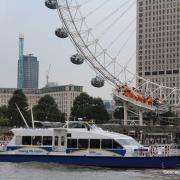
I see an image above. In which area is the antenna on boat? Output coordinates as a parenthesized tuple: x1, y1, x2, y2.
(15, 103, 29, 128)
(30, 105, 35, 128)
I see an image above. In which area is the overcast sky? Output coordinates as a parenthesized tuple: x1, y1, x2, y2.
(0, 0, 136, 99)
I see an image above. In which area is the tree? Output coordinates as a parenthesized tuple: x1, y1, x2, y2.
(0, 106, 10, 126)
(0, 116, 10, 126)
(8, 89, 30, 127)
(33, 95, 65, 122)
(88, 97, 110, 124)
(71, 92, 93, 120)
(0, 105, 8, 118)
(71, 92, 109, 123)
(159, 108, 177, 125)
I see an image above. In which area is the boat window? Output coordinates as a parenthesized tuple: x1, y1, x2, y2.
(78, 139, 88, 149)
(90, 139, 100, 149)
(55, 136, 58, 146)
(69, 123, 86, 128)
(67, 133, 71, 137)
(22, 136, 32, 145)
(15, 136, 22, 145)
(117, 139, 141, 147)
(113, 140, 123, 149)
(43, 136, 52, 146)
(32, 136, 42, 146)
(61, 136, 65, 146)
(101, 139, 113, 149)
(67, 139, 77, 148)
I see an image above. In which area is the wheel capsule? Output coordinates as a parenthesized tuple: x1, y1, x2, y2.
(91, 76, 105, 88)
(55, 28, 68, 38)
(45, 0, 57, 9)
(70, 54, 84, 65)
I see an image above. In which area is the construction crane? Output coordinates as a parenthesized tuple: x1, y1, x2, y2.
(46, 64, 51, 87)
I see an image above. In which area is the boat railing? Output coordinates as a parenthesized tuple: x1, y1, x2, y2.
(134, 144, 180, 157)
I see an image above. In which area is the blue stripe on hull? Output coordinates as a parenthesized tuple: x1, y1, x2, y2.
(0, 155, 179, 169)
(6, 146, 52, 151)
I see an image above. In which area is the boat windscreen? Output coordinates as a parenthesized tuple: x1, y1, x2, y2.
(116, 139, 142, 147)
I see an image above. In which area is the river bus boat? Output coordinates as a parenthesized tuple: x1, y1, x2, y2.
(0, 121, 180, 169)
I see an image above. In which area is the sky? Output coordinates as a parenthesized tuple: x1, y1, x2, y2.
(0, 0, 136, 99)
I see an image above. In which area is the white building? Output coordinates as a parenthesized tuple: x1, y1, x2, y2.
(41, 85, 83, 120)
(137, 0, 180, 105)
(0, 85, 83, 120)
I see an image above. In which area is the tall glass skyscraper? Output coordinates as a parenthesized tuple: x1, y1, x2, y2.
(17, 35, 39, 89)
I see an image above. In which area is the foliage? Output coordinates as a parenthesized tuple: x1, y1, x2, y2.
(0, 116, 10, 126)
(143, 111, 157, 125)
(0, 105, 8, 118)
(0, 106, 10, 126)
(160, 110, 176, 118)
(88, 98, 110, 124)
(158, 108, 177, 125)
(7, 89, 30, 127)
(33, 95, 65, 122)
(71, 92, 93, 119)
(71, 92, 109, 123)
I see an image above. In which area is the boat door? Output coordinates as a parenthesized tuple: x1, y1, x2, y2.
(54, 129, 67, 152)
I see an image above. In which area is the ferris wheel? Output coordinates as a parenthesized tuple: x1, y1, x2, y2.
(44, 0, 180, 115)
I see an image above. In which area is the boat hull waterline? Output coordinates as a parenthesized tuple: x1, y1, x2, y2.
(0, 154, 179, 169)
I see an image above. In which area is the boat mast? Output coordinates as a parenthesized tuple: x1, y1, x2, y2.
(15, 103, 29, 128)
(31, 105, 35, 128)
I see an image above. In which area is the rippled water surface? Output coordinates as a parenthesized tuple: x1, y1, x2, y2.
(0, 162, 179, 180)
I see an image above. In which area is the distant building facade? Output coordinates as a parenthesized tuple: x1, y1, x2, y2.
(103, 100, 114, 114)
(137, 0, 180, 105)
(0, 85, 83, 120)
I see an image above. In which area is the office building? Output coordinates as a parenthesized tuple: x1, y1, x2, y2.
(23, 54, 39, 88)
(0, 85, 83, 120)
(137, 0, 180, 105)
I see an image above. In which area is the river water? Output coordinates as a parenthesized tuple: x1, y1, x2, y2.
(0, 162, 179, 180)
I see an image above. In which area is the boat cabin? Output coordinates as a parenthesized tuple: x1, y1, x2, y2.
(5, 121, 142, 156)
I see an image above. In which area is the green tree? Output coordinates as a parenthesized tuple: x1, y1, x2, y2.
(0, 106, 10, 126)
(8, 89, 30, 127)
(71, 92, 109, 123)
(33, 95, 65, 122)
(88, 97, 110, 124)
(159, 108, 177, 125)
(0, 116, 10, 126)
(0, 105, 8, 118)
(71, 92, 93, 120)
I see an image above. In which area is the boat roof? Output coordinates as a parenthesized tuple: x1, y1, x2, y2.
(11, 123, 133, 140)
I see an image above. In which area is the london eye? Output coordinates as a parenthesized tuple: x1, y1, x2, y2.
(44, 0, 180, 125)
